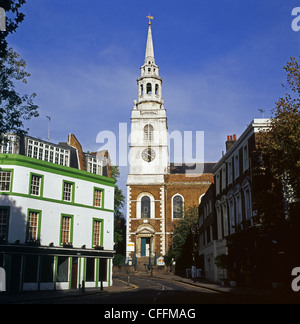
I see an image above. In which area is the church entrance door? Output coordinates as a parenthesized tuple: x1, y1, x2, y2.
(141, 237, 150, 257)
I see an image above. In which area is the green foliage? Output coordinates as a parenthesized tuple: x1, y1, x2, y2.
(257, 56, 300, 223)
(259, 57, 300, 189)
(110, 166, 126, 256)
(113, 253, 124, 266)
(0, 48, 39, 142)
(0, 0, 26, 58)
(165, 205, 199, 262)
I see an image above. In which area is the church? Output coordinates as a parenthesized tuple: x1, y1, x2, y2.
(126, 16, 215, 267)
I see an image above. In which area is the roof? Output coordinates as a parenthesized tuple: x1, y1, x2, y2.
(169, 162, 216, 175)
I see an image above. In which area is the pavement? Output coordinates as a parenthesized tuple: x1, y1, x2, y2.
(0, 272, 298, 304)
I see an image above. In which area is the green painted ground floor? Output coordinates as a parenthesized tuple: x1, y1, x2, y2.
(0, 244, 114, 292)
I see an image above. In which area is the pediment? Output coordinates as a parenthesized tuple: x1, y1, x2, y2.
(136, 224, 155, 235)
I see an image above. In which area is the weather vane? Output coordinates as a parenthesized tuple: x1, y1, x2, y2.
(147, 13, 154, 25)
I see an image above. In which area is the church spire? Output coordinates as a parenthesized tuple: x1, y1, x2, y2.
(145, 14, 155, 65)
(135, 15, 163, 107)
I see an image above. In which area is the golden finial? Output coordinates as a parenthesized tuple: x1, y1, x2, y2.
(146, 13, 154, 25)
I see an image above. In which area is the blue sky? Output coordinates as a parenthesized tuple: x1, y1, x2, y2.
(7, 0, 300, 200)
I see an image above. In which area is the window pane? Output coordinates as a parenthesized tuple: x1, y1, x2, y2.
(24, 255, 39, 283)
(57, 256, 69, 282)
(99, 259, 107, 282)
(38, 148, 43, 160)
(63, 182, 73, 201)
(0, 207, 9, 240)
(173, 195, 183, 218)
(61, 217, 71, 244)
(93, 220, 102, 246)
(30, 175, 41, 196)
(40, 256, 54, 283)
(86, 258, 95, 282)
(27, 145, 33, 157)
(0, 171, 11, 191)
(27, 211, 39, 241)
(144, 124, 154, 143)
(86, 157, 102, 175)
(94, 189, 102, 207)
(33, 146, 38, 159)
(141, 196, 151, 218)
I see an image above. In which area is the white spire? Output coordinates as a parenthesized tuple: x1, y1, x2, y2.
(145, 14, 155, 64)
(136, 15, 163, 105)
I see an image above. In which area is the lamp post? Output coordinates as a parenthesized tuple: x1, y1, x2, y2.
(191, 226, 196, 282)
(149, 235, 153, 276)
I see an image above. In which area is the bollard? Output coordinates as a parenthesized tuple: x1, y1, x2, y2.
(100, 280, 103, 292)
(82, 280, 85, 293)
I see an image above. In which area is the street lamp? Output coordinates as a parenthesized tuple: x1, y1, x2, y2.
(191, 226, 196, 282)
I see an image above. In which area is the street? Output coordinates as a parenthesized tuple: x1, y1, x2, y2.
(17, 274, 299, 305)
(29, 275, 237, 304)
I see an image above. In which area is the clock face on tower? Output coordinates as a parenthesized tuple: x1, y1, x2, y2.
(141, 148, 156, 162)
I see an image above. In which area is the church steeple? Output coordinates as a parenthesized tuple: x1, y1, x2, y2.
(135, 15, 163, 107)
(129, 15, 168, 180)
(145, 14, 155, 65)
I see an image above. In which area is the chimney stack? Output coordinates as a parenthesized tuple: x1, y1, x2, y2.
(226, 134, 237, 152)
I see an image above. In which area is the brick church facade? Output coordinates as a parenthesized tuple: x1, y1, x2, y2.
(126, 17, 215, 265)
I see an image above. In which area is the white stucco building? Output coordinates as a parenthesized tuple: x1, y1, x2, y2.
(0, 134, 115, 292)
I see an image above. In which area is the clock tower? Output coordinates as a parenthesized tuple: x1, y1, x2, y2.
(126, 16, 169, 262)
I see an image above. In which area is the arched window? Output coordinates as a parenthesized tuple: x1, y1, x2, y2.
(144, 124, 154, 143)
(140, 84, 144, 96)
(147, 83, 152, 94)
(173, 195, 184, 219)
(155, 84, 159, 95)
(141, 196, 151, 219)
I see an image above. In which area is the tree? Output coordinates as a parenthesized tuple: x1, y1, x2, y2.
(255, 57, 300, 283)
(165, 205, 199, 275)
(110, 166, 126, 265)
(0, 48, 39, 143)
(0, 0, 26, 58)
(258, 56, 300, 221)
